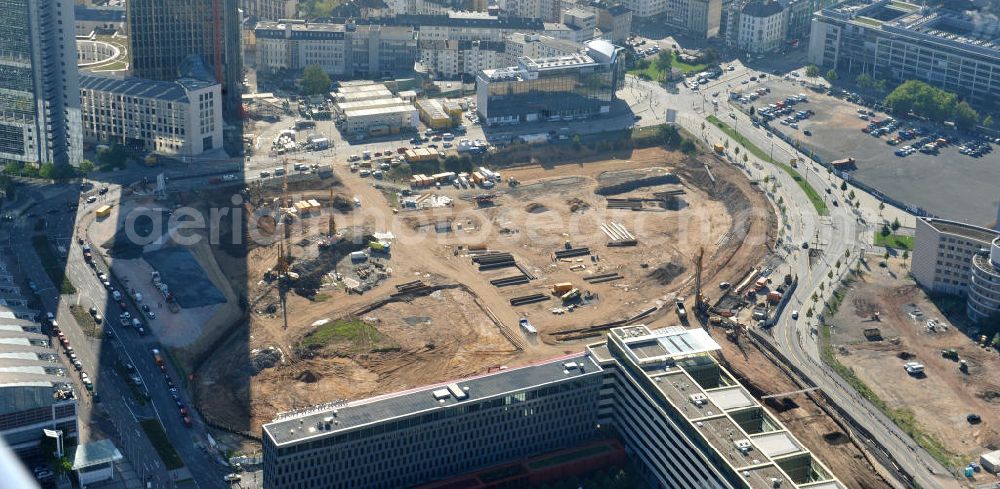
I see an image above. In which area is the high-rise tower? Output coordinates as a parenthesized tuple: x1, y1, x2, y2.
(0, 0, 83, 167)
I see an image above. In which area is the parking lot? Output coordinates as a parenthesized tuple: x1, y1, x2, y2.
(736, 78, 1000, 226)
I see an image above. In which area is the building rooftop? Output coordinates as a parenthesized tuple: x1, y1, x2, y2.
(600, 325, 844, 489)
(263, 353, 601, 446)
(742, 0, 784, 17)
(72, 440, 123, 471)
(80, 75, 216, 103)
(386, 13, 545, 30)
(74, 5, 125, 23)
(923, 217, 999, 244)
(343, 104, 416, 118)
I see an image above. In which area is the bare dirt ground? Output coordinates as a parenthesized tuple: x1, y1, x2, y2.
(829, 258, 1000, 470)
(705, 326, 893, 489)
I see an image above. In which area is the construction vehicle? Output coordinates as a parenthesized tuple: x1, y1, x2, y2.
(959, 360, 969, 374)
(675, 298, 688, 320)
(713, 143, 725, 154)
(560, 288, 581, 302)
(941, 349, 959, 361)
(693, 248, 709, 315)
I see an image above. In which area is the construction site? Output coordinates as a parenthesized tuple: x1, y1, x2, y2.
(827, 258, 1000, 477)
(121, 143, 895, 488)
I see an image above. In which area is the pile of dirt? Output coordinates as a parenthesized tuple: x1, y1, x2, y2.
(250, 346, 283, 375)
(648, 261, 687, 285)
(525, 203, 548, 214)
(567, 198, 590, 212)
(296, 369, 320, 383)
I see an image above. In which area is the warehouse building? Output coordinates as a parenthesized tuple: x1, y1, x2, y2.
(79, 74, 224, 157)
(261, 326, 844, 489)
(808, 0, 1000, 107)
(342, 104, 419, 136)
(476, 39, 624, 125)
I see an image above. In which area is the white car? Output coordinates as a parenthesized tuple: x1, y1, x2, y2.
(791, 310, 799, 320)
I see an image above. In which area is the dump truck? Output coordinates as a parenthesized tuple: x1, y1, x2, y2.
(713, 143, 725, 154)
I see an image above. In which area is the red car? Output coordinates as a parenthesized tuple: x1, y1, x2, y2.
(179, 407, 188, 416)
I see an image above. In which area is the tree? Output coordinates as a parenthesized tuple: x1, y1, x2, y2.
(653, 51, 672, 80)
(79, 160, 95, 174)
(984, 115, 994, 128)
(301, 64, 331, 96)
(96, 144, 127, 169)
(902, 250, 909, 262)
(749, 106, 756, 116)
(825, 69, 839, 81)
(883, 80, 979, 129)
(881, 223, 891, 236)
(848, 189, 856, 200)
(878, 202, 885, 216)
(742, 154, 749, 163)
(734, 146, 741, 156)
(572, 134, 582, 151)
(840, 181, 847, 191)
(874, 79, 888, 92)
(856, 73, 874, 90)
(891, 217, 901, 231)
(805, 65, 820, 78)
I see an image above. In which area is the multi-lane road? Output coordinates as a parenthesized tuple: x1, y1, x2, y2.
(14, 183, 228, 488)
(626, 70, 957, 488)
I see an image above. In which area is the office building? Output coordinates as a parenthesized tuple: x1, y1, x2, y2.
(808, 0, 1000, 107)
(566, 0, 633, 44)
(0, 0, 83, 167)
(261, 326, 844, 489)
(912, 217, 999, 297)
(255, 21, 418, 78)
(127, 0, 243, 112)
(262, 353, 603, 489)
(74, 5, 127, 37)
(589, 326, 844, 489)
(562, 8, 599, 37)
(79, 74, 224, 157)
(476, 39, 624, 125)
(389, 12, 546, 41)
(499, 0, 562, 21)
(737, 1, 785, 53)
(505, 32, 584, 58)
(968, 237, 1000, 323)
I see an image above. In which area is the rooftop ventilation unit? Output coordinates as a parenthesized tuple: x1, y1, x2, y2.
(734, 439, 753, 453)
(563, 362, 578, 370)
(689, 393, 708, 406)
(771, 478, 782, 488)
(433, 389, 451, 401)
(447, 383, 468, 400)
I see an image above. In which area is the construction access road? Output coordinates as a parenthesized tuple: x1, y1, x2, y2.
(629, 73, 958, 489)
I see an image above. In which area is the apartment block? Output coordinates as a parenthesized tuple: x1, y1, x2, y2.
(255, 21, 418, 78)
(0, 0, 83, 167)
(419, 40, 507, 79)
(79, 74, 224, 157)
(809, 0, 1000, 107)
(738, 1, 785, 53)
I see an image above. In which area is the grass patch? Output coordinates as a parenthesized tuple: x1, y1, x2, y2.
(299, 318, 396, 354)
(114, 362, 147, 406)
(874, 232, 914, 250)
(139, 419, 184, 470)
(707, 115, 829, 215)
(69, 305, 102, 338)
(313, 293, 331, 302)
(626, 52, 707, 79)
(31, 235, 77, 294)
(819, 285, 963, 471)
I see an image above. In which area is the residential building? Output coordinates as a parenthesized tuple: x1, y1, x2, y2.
(261, 326, 845, 489)
(562, 8, 599, 38)
(255, 21, 418, 78)
(621, 0, 667, 18)
(499, 0, 562, 21)
(241, 0, 298, 20)
(505, 32, 584, 59)
(261, 353, 603, 489)
(420, 40, 507, 79)
(127, 0, 243, 113)
(968, 237, 1000, 323)
(912, 217, 999, 296)
(738, 1, 785, 54)
(476, 39, 624, 125)
(79, 73, 224, 157)
(566, 1, 633, 44)
(0, 0, 83, 167)
(808, 0, 1000, 108)
(387, 12, 546, 41)
(74, 5, 127, 36)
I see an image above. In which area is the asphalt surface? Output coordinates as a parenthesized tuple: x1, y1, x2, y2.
(630, 69, 957, 488)
(12, 182, 230, 489)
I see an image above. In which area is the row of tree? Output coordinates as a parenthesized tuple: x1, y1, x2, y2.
(883, 80, 979, 129)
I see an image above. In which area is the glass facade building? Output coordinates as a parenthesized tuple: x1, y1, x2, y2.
(476, 39, 624, 125)
(0, 0, 82, 166)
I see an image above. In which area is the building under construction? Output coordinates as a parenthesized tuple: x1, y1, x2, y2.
(127, 0, 243, 114)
